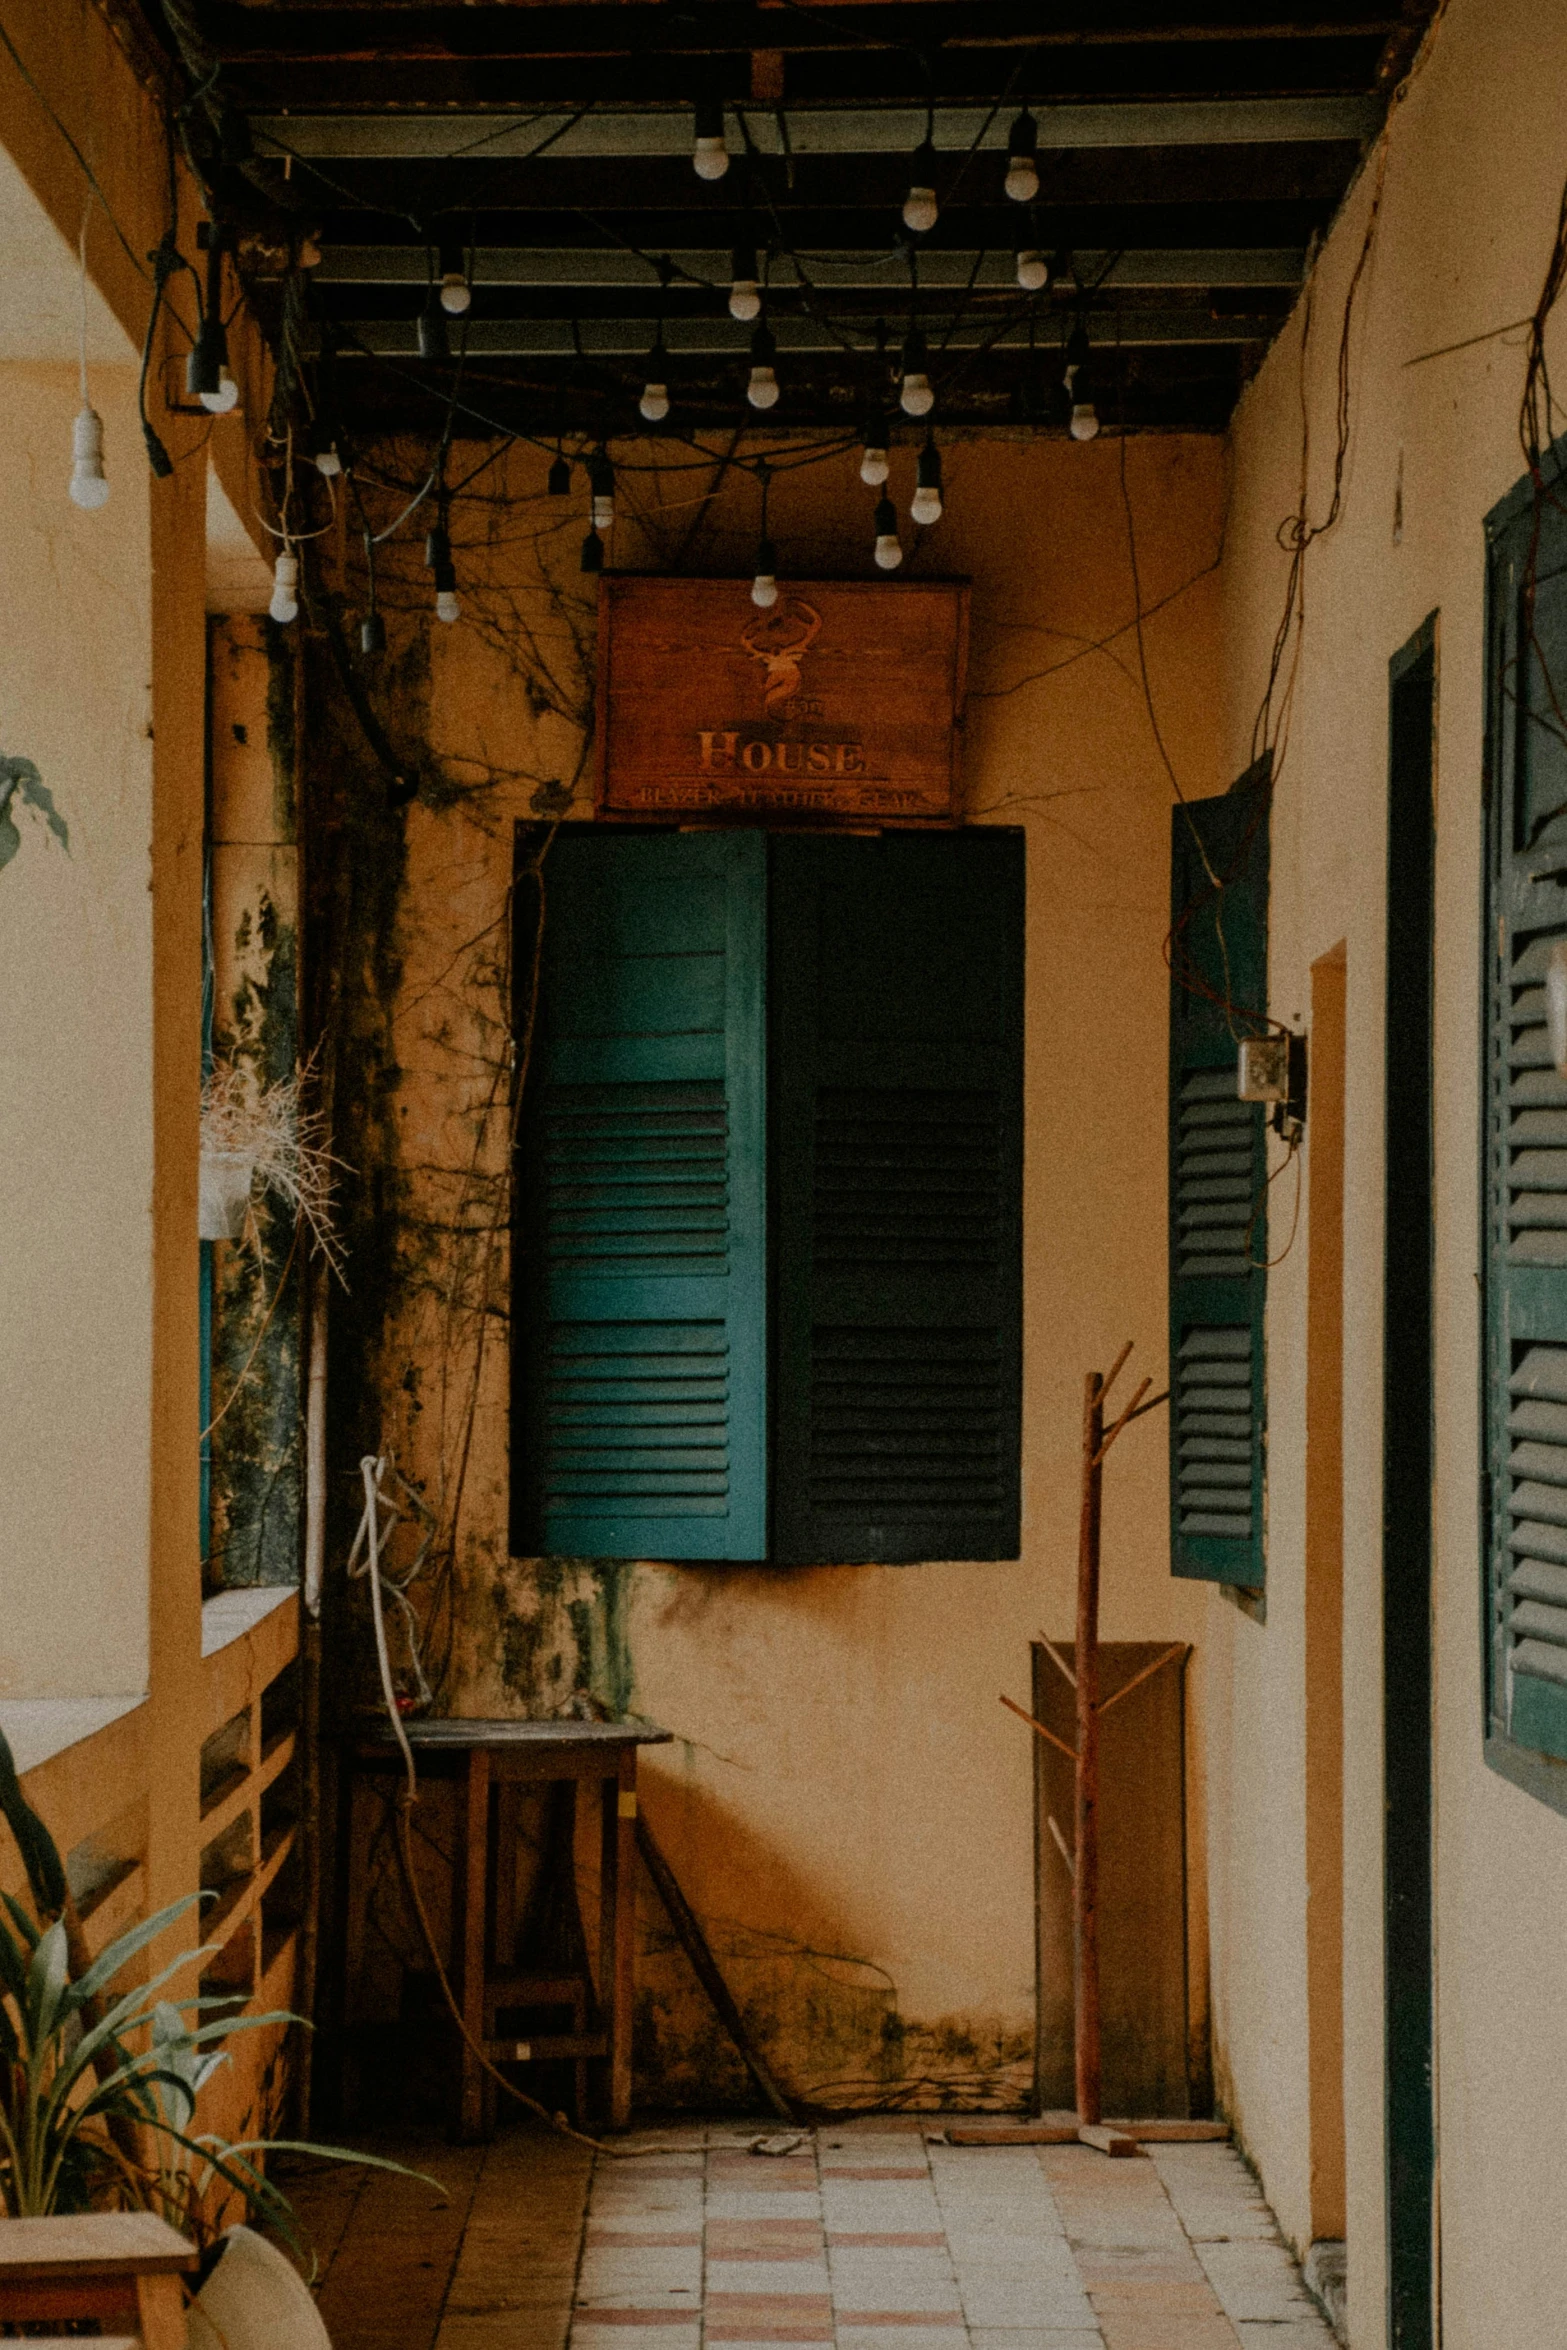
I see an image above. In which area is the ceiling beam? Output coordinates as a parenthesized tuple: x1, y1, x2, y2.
(311, 244, 1305, 290)
(326, 310, 1276, 357)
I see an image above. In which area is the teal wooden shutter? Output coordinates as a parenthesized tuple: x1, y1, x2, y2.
(769, 831, 1025, 1565)
(1484, 478, 1567, 1763)
(513, 828, 767, 1560)
(1169, 766, 1270, 1587)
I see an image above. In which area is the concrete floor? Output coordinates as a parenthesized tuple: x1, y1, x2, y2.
(283, 2122, 1338, 2350)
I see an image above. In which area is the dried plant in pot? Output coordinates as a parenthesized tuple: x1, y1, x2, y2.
(198, 1060, 344, 1270)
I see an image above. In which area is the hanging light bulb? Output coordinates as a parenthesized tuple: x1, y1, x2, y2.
(438, 236, 472, 316)
(902, 139, 939, 235)
(910, 439, 943, 527)
(268, 550, 299, 624)
(361, 609, 386, 654)
(312, 431, 342, 479)
(747, 320, 780, 410)
(187, 315, 239, 414)
(640, 331, 670, 422)
(899, 325, 934, 417)
(589, 451, 615, 531)
(1004, 110, 1039, 204)
(860, 411, 890, 487)
(1069, 386, 1100, 442)
(68, 405, 109, 510)
(548, 453, 571, 497)
(424, 521, 460, 622)
(418, 291, 450, 361)
(1016, 246, 1049, 293)
(752, 535, 779, 609)
(581, 526, 605, 574)
(873, 494, 903, 570)
(1063, 323, 1090, 391)
(693, 95, 729, 181)
(729, 242, 761, 323)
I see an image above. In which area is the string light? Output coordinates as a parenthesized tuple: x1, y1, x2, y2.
(547, 453, 571, 496)
(425, 519, 460, 623)
(902, 139, 939, 235)
(589, 450, 615, 531)
(729, 242, 761, 323)
(747, 319, 780, 410)
(310, 428, 342, 478)
(1005, 111, 1039, 203)
(189, 232, 239, 413)
(899, 324, 934, 417)
(69, 208, 107, 509)
(910, 439, 943, 526)
(581, 526, 604, 573)
(1016, 245, 1049, 293)
(418, 289, 450, 361)
(752, 534, 779, 609)
(438, 236, 471, 316)
(693, 95, 729, 180)
(1064, 325, 1099, 441)
(640, 326, 671, 422)
(873, 494, 903, 569)
(361, 609, 386, 654)
(269, 550, 299, 624)
(860, 411, 890, 487)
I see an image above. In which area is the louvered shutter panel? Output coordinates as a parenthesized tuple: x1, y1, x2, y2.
(1484, 495, 1567, 1760)
(1169, 767, 1270, 1586)
(769, 830, 1024, 1565)
(513, 829, 768, 1560)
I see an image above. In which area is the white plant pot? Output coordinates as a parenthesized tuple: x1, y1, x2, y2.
(187, 2224, 333, 2350)
(199, 1147, 256, 1240)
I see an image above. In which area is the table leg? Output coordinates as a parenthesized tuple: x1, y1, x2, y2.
(136, 2277, 188, 2350)
(599, 1751, 637, 2129)
(456, 1745, 491, 2141)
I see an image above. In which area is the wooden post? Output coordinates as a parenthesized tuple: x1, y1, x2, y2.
(1074, 1368, 1105, 2129)
(455, 1745, 490, 2142)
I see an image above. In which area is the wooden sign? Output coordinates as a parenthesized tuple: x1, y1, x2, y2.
(595, 576, 968, 824)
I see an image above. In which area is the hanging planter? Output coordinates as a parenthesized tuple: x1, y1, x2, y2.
(198, 1059, 346, 1270)
(198, 1145, 257, 1240)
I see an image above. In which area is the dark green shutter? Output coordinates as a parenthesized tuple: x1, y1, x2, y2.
(513, 828, 768, 1560)
(1169, 767, 1270, 1586)
(1484, 479, 1567, 1761)
(769, 831, 1025, 1565)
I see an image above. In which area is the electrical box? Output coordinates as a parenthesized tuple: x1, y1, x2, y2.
(1237, 1035, 1290, 1101)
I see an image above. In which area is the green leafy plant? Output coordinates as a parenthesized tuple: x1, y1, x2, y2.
(0, 1724, 429, 2246)
(0, 755, 67, 874)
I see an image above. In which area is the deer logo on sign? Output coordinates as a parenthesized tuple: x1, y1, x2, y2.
(739, 598, 822, 714)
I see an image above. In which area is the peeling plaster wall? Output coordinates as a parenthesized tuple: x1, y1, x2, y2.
(308, 436, 1226, 2105)
(1210, 4, 1567, 2342)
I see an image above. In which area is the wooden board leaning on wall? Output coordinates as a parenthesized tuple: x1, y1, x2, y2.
(595, 576, 969, 826)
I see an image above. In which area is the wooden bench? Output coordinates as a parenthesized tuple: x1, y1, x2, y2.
(0, 2210, 197, 2349)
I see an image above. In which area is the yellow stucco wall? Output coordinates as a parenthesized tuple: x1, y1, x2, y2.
(1210, 4, 1567, 2342)
(323, 431, 1228, 2099)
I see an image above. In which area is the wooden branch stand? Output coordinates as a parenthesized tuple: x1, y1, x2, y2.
(998, 1343, 1228, 2159)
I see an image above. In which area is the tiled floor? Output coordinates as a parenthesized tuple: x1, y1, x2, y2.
(285, 2123, 1337, 2350)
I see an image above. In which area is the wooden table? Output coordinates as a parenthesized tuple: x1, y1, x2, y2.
(0, 2212, 196, 2347)
(353, 1716, 671, 2138)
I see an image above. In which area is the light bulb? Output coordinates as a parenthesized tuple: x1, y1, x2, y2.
(592, 494, 615, 529)
(201, 365, 240, 415)
(314, 439, 342, 478)
(860, 443, 889, 488)
(748, 365, 779, 410)
(1005, 110, 1039, 203)
(68, 405, 109, 509)
(439, 241, 472, 315)
(589, 452, 615, 531)
(1016, 249, 1049, 293)
(730, 242, 761, 322)
(361, 610, 386, 654)
(873, 495, 903, 570)
(693, 97, 728, 180)
(911, 442, 943, 526)
(640, 381, 670, 422)
(1063, 324, 1091, 390)
(436, 588, 460, 623)
(269, 553, 298, 624)
(900, 372, 934, 418)
(581, 527, 604, 574)
(751, 536, 778, 608)
(1069, 401, 1100, 443)
(902, 141, 939, 234)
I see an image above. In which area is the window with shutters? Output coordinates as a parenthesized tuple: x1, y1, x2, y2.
(1168, 764, 1271, 1588)
(1483, 462, 1567, 1797)
(511, 825, 1025, 1567)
